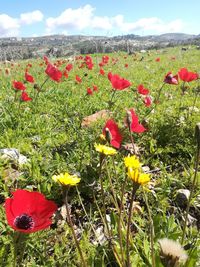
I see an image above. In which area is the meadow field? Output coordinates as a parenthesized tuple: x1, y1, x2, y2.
(0, 46, 199, 266)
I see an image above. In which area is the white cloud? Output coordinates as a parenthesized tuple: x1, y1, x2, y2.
(20, 10, 44, 25)
(45, 5, 184, 35)
(46, 5, 94, 34)
(91, 16, 113, 31)
(112, 16, 184, 34)
(0, 10, 44, 37)
(0, 14, 20, 37)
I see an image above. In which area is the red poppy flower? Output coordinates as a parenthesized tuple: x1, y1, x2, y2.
(99, 68, 105, 75)
(178, 68, 198, 82)
(164, 72, 178, 85)
(87, 87, 93, 95)
(63, 70, 69, 79)
(103, 119, 122, 149)
(102, 55, 109, 64)
(13, 81, 26, 91)
(124, 63, 129, 68)
(137, 84, 150, 95)
(86, 62, 94, 70)
(155, 57, 160, 62)
(65, 63, 73, 72)
(143, 96, 152, 107)
(21, 91, 32, 102)
(93, 85, 98, 91)
(125, 109, 146, 133)
(25, 72, 34, 83)
(99, 62, 105, 67)
(75, 75, 82, 83)
(5, 189, 57, 233)
(45, 63, 62, 82)
(108, 72, 131, 90)
(84, 55, 92, 63)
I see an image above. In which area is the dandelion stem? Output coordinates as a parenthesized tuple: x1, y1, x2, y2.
(118, 172, 128, 267)
(126, 183, 139, 267)
(105, 159, 119, 212)
(143, 189, 155, 267)
(97, 156, 123, 266)
(181, 123, 200, 244)
(64, 188, 87, 267)
(99, 156, 111, 237)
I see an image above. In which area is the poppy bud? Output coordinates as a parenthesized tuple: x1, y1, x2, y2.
(34, 84, 40, 92)
(126, 110, 132, 130)
(105, 127, 112, 143)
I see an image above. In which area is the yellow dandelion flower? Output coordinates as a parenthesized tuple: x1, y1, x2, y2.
(52, 172, 81, 186)
(94, 143, 117, 155)
(124, 155, 140, 169)
(127, 168, 150, 185)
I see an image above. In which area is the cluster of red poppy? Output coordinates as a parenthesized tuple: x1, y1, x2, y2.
(102, 110, 146, 149)
(86, 85, 98, 95)
(9, 51, 199, 106)
(164, 68, 198, 85)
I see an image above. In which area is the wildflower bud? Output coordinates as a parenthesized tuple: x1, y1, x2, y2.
(105, 127, 112, 143)
(34, 84, 40, 92)
(126, 110, 132, 130)
(195, 123, 200, 150)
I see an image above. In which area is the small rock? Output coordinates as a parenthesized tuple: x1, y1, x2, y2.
(92, 226, 107, 245)
(194, 194, 200, 208)
(176, 189, 190, 208)
(188, 106, 199, 113)
(142, 166, 150, 173)
(2, 168, 21, 182)
(121, 143, 140, 155)
(0, 148, 28, 165)
(186, 214, 197, 226)
(81, 110, 111, 127)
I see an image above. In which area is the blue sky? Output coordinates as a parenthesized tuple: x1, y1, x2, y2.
(0, 0, 199, 37)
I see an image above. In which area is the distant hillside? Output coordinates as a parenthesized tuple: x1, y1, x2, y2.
(0, 32, 199, 60)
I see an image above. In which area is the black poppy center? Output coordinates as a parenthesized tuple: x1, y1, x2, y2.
(14, 213, 34, 230)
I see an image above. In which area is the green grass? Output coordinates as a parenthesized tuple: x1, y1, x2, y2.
(0, 45, 200, 266)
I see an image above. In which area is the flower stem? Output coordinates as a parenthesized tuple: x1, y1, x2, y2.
(97, 156, 123, 265)
(64, 188, 87, 267)
(13, 232, 27, 267)
(108, 90, 116, 109)
(126, 183, 139, 267)
(129, 128, 136, 155)
(181, 123, 200, 245)
(105, 159, 119, 212)
(118, 173, 128, 267)
(99, 156, 111, 236)
(143, 189, 155, 267)
(34, 76, 50, 103)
